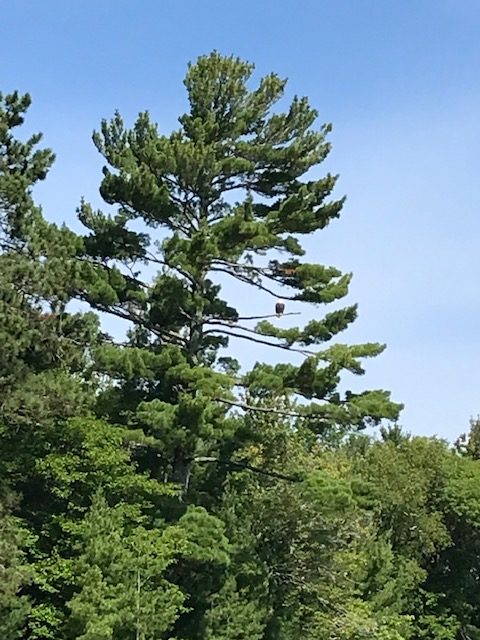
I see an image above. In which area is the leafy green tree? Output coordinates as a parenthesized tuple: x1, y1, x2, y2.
(0, 496, 32, 640)
(346, 431, 480, 640)
(455, 417, 480, 459)
(206, 410, 416, 640)
(426, 451, 480, 639)
(66, 489, 233, 640)
(66, 491, 186, 640)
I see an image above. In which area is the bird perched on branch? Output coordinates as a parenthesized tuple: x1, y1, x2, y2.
(275, 299, 285, 316)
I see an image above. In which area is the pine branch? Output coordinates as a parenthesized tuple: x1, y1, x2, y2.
(77, 296, 188, 347)
(118, 196, 191, 236)
(211, 258, 289, 285)
(203, 326, 315, 355)
(210, 265, 298, 300)
(141, 161, 200, 232)
(78, 256, 150, 292)
(145, 251, 199, 286)
(205, 318, 305, 346)
(231, 376, 342, 406)
(214, 397, 327, 422)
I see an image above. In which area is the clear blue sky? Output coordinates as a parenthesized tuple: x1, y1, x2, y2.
(2, 0, 480, 439)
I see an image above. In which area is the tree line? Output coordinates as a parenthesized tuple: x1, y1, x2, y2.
(0, 52, 479, 640)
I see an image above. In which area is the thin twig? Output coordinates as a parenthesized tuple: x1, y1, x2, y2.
(210, 265, 298, 300)
(211, 258, 290, 284)
(206, 312, 301, 322)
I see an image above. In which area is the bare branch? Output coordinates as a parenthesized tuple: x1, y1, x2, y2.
(211, 258, 273, 275)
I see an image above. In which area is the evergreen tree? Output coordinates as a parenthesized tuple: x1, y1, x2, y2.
(71, 51, 401, 493)
(0, 91, 100, 638)
(0, 90, 99, 466)
(0, 91, 176, 639)
(0, 91, 53, 248)
(36, 51, 404, 639)
(0, 86, 246, 639)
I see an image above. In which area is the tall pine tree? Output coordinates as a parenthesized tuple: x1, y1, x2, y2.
(71, 52, 402, 491)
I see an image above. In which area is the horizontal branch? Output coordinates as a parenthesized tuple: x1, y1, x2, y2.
(211, 259, 272, 275)
(192, 456, 301, 482)
(205, 318, 309, 349)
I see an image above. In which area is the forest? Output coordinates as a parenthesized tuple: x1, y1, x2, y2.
(1, 52, 479, 640)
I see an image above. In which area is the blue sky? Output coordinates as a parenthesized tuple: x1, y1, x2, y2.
(2, 0, 480, 439)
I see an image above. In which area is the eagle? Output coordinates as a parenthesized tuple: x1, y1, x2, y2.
(275, 299, 285, 317)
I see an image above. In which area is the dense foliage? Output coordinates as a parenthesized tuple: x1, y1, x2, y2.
(0, 55, 479, 640)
